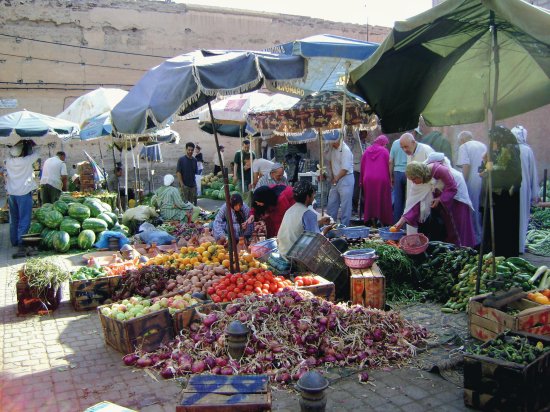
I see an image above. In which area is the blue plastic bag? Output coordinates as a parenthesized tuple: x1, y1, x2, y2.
(94, 231, 130, 249)
(137, 230, 175, 246)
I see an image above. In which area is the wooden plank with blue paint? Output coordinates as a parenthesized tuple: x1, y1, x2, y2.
(177, 375, 271, 412)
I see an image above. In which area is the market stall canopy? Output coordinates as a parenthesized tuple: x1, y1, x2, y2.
(348, 0, 550, 133)
(269, 34, 379, 97)
(111, 126, 179, 151)
(0, 110, 79, 146)
(57, 88, 127, 126)
(139, 144, 163, 163)
(111, 49, 306, 136)
(198, 91, 299, 137)
(246, 90, 371, 143)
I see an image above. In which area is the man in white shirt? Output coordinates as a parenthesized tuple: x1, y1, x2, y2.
(252, 158, 274, 187)
(400, 132, 434, 194)
(40, 151, 68, 204)
(212, 145, 225, 176)
(326, 139, 354, 226)
(456, 131, 487, 245)
(5, 142, 40, 257)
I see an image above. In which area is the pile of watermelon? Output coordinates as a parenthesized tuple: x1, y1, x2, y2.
(27, 194, 130, 253)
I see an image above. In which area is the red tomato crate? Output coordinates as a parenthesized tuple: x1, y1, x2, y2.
(293, 274, 335, 302)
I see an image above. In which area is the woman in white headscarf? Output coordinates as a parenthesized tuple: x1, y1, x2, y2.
(511, 126, 539, 253)
(151, 174, 193, 221)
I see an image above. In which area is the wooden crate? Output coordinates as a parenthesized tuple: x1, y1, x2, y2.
(468, 293, 550, 342)
(97, 306, 174, 354)
(349, 263, 385, 309)
(177, 375, 271, 411)
(158, 291, 206, 333)
(295, 274, 335, 302)
(69, 275, 122, 311)
(463, 331, 550, 411)
(16, 281, 62, 315)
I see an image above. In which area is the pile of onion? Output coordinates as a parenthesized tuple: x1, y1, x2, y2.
(124, 289, 428, 384)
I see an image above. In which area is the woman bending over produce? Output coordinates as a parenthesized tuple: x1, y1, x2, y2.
(151, 174, 194, 221)
(246, 184, 295, 238)
(212, 193, 253, 243)
(393, 154, 475, 247)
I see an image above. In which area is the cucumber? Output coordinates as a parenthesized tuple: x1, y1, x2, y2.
(529, 265, 548, 284)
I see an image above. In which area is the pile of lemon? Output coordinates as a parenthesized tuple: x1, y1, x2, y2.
(145, 242, 263, 271)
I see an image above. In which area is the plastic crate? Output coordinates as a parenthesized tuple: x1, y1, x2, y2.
(286, 232, 347, 282)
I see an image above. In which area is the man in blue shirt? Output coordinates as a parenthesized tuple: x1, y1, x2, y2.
(176, 142, 198, 206)
(389, 138, 408, 223)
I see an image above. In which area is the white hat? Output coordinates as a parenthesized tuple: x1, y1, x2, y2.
(71, 174, 80, 183)
(164, 174, 175, 186)
(9, 143, 23, 157)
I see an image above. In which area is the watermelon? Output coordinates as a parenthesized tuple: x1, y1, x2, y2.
(59, 193, 75, 203)
(97, 212, 114, 228)
(53, 200, 69, 216)
(104, 211, 118, 224)
(100, 201, 112, 212)
(218, 190, 225, 200)
(77, 230, 96, 249)
(82, 218, 108, 233)
(211, 190, 220, 199)
(43, 230, 58, 249)
(59, 218, 81, 236)
(28, 221, 44, 235)
(85, 201, 104, 218)
(41, 203, 54, 210)
(228, 184, 235, 191)
(42, 210, 64, 229)
(68, 203, 91, 222)
(69, 237, 79, 249)
(52, 231, 71, 252)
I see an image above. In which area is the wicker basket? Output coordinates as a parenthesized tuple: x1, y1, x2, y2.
(399, 233, 429, 255)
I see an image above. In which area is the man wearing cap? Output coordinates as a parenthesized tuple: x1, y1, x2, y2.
(255, 162, 288, 189)
(5, 141, 41, 258)
(212, 145, 225, 176)
(68, 174, 81, 192)
(40, 151, 68, 204)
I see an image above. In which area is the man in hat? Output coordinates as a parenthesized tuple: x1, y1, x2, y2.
(40, 151, 68, 204)
(212, 145, 225, 176)
(5, 141, 41, 258)
(256, 162, 288, 189)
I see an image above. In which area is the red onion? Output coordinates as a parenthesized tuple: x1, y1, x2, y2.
(306, 347, 317, 355)
(204, 356, 216, 369)
(136, 357, 152, 368)
(389, 335, 398, 345)
(258, 306, 270, 315)
(238, 312, 249, 323)
(203, 313, 218, 327)
(215, 357, 228, 367)
(159, 352, 170, 360)
(244, 346, 256, 356)
(294, 335, 304, 345)
(211, 366, 221, 374)
(372, 328, 385, 342)
(189, 323, 200, 332)
(225, 304, 239, 315)
(334, 353, 345, 361)
(318, 316, 328, 325)
(359, 372, 369, 383)
(160, 366, 175, 379)
(297, 320, 309, 331)
(220, 366, 233, 375)
(323, 354, 336, 363)
(123, 354, 139, 366)
(191, 360, 205, 373)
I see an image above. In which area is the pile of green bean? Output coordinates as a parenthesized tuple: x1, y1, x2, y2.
(23, 257, 71, 295)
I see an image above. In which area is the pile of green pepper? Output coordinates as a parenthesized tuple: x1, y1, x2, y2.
(71, 266, 107, 281)
(469, 334, 549, 365)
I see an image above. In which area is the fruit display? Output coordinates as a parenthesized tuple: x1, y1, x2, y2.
(527, 290, 550, 305)
(151, 293, 201, 315)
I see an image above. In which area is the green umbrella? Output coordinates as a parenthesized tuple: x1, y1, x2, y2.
(349, 0, 550, 133)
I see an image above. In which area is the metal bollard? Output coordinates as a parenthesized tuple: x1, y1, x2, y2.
(296, 371, 329, 412)
(225, 320, 249, 360)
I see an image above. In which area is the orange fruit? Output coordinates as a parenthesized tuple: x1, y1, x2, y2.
(222, 259, 230, 268)
(389, 226, 398, 233)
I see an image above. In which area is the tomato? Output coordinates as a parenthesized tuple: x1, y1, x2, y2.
(227, 292, 236, 300)
(233, 287, 241, 294)
(219, 289, 228, 297)
(277, 288, 283, 293)
(312, 278, 320, 285)
(269, 283, 278, 293)
(222, 298, 229, 302)
(262, 283, 270, 290)
(207, 286, 215, 295)
(295, 276, 302, 282)
(245, 284, 254, 291)
(211, 294, 221, 303)
(276, 281, 285, 289)
(237, 293, 244, 299)
(262, 288, 270, 295)
(295, 280, 304, 287)
(253, 281, 263, 289)
(256, 274, 265, 283)
(303, 278, 312, 286)
(253, 287, 263, 294)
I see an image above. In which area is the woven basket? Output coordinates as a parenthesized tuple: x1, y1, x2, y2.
(399, 233, 429, 255)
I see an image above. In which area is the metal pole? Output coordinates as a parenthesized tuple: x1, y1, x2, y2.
(318, 130, 324, 216)
(208, 101, 240, 273)
(543, 169, 548, 202)
(111, 143, 122, 211)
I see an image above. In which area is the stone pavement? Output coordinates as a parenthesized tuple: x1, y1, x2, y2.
(0, 219, 472, 411)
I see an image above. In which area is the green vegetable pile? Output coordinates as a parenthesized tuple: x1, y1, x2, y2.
(529, 207, 550, 230)
(526, 229, 550, 257)
(468, 333, 549, 365)
(71, 266, 108, 281)
(22, 257, 71, 296)
(442, 255, 539, 313)
(157, 222, 177, 234)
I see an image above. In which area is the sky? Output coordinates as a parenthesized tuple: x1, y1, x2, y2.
(179, 0, 434, 27)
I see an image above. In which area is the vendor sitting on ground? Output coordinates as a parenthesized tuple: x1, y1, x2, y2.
(277, 180, 337, 257)
(151, 174, 194, 221)
(212, 193, 253, 244)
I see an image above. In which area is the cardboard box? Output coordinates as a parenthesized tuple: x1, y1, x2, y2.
(468, 293, 550, 341)
(463, 331, 550, 411)
(85, 401, 136, 412)
(349, 263, 385, 309)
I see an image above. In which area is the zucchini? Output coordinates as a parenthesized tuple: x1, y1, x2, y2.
(529, 265, 548, 284)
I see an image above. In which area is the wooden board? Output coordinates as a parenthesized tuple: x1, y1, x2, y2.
(177, 375, 271, 412)
(463, 332, 550, 411)
(349, 263, 385, 309)
(97, 306, 174, 354)
(69, 275, 121, 311)
(468, 293, 550, 341)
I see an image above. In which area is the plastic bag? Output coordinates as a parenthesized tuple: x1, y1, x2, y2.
(94, 231, 130, 249)
(138, 229, 175, 246)
(195, 175, 202, 196)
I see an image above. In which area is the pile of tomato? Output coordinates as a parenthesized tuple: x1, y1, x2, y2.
(207, 268, 294, 303)
(293, 275, 321, 287)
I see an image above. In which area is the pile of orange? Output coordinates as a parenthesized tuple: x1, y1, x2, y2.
(527, 289, 550, 305)
(146, 242, 229, 270)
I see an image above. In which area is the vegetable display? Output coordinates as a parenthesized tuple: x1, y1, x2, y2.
(124, 289, 429, 382)
(526, 229, 550, 257)
(468, 333, 549, 365)
(71, 266, 109, 280)
(529, 207, 550, 230)
(527, 290, 550, 305)
(21, 257, 71, 296)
